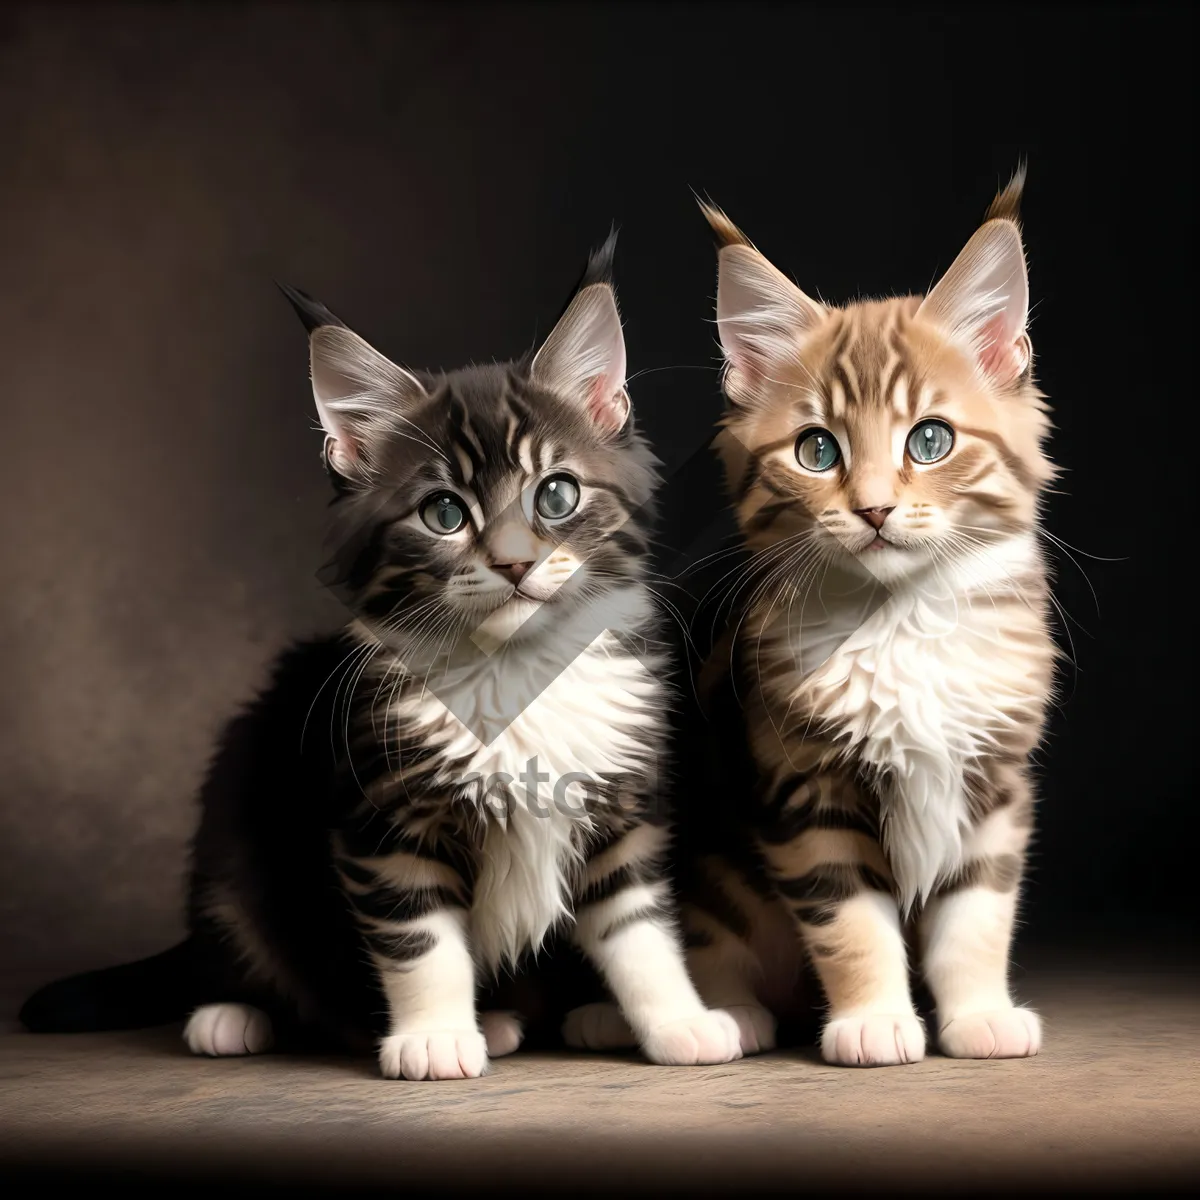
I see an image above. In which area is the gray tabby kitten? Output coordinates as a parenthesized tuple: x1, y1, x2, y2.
(20, 236, 741, 1080)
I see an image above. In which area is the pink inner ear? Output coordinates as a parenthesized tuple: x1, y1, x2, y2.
(977, 313, 1028, 383)
(586, 377, 630, 434)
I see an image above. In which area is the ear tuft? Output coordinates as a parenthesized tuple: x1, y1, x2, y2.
(530, 232, 629, 436)
(705, 207, 826, 400)
(276, 282, 347, 334)
(983, 162, 1027, 227)
(578, 226, 619, 289)
(697, 197, 752, 250)
(917, 180, 1032, 387)
(280, 285, 427, 481)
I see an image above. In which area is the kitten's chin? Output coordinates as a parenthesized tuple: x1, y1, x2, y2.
(854, 541, 927, 584)
(468, 594, 548, 650)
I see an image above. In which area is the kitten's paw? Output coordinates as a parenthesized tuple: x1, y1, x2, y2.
(722, 1003, 777, 1055)
(184, 1003, 274, 1057)
(480, 1010, 524, 1058)
(938, 1006, 1042, 1059)
(562, 1002, 637, 1051)
(378, 1030, 488, 1081)
(821, 1011, 926, 1067)
(642, 1009, 743, 1066)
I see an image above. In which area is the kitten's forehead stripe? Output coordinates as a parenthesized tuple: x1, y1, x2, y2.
(451, 443, 474, 485)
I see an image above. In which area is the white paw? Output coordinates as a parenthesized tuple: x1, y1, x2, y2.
(562, 1002, 637, 1051)
(378, 1029, 488, 1080)
(821, 1011, 926, 1067)
(938, 1006, 1042, 1059)
(642, 1009, 743, 1066)
(480, 1010, 524, 1058)
(184, 1003, 274, 1057)
(721, 1003, 777, 1056)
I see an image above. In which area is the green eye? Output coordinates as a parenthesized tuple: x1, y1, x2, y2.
(420, 492, 467, 535)
(535, 474, 581, 521)
(795, 429, 841, 472)
(907, 420, 954, 464)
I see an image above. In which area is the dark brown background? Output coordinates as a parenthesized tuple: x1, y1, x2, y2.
(1, 2, 1193, 1016)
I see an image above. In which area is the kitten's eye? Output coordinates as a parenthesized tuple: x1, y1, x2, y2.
(907, 420, 954, 464)
(795, 429, 841, 472)
(420, 492, 468, 535)
(534, 474, 581, 521)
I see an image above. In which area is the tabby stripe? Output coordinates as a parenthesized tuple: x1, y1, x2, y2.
(687, 866, 752, 940)
(347, 883, 464, 923)
(601, 897, 673, 940)
(938, 853, 1023, 896)
(759, 777, 878, 843)
(777, 862, 893, 923)
(338, 819, 463, 869)
(956, 424, 1040, 490)
(579, 862, 641, 907)
(362, 926, 436, 964)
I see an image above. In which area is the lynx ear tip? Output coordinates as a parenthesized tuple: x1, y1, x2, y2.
(276, 282, 346, 335)
(582, 227, 620, 289)
(696, 196, 750, 250)
(984, 162, 1028, 227)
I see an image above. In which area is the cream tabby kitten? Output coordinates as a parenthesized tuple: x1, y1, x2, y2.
(566, 171, 1057, 1066)
(683, 170, 1057, 1065)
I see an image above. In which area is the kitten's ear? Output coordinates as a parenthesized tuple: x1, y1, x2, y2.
(916, 167, 1031, 385)
(530, 230, 629, 435)
(277, 283, 427, 480)
(699, 201, 826, 402)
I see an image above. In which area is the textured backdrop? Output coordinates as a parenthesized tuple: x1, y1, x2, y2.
(1, 3, 1191, 1016)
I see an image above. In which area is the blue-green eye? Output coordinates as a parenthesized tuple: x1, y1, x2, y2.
(420, 492, 467, 535)
(907, 420, 954, 464)
(795, 429, 841, 472)
(535, 474, 581, 521)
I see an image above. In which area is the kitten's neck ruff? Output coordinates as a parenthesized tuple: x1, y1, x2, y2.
(753, 529, 1051, 909)
(347, 583, 665, 972)
(346, 582, 664, 779)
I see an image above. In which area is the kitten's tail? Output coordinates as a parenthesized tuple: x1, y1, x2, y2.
(19, 938, 205, 1033)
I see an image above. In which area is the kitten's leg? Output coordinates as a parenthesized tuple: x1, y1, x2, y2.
(184, 1003, 274, 1056)
(920, 788, 1041, 1059)
(570, 822, 741, 1066)
(338, 831, 485, 1081)
(760, 772, 925, 1067)
(678, 857, 782, 1055)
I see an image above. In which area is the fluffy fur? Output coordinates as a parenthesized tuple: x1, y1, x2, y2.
(20, 236, 740, 1079)
(673, 170, 1058, 1066)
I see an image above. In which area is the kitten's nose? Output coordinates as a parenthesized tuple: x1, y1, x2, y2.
(854, 506, 894, 531)
(492, 561, 535, 585)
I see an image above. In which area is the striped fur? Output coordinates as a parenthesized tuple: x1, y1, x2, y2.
(679, 173, 1059, 1066)
(185, 239, 740, 1078)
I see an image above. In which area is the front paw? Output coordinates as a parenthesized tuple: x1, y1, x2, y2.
(821, 1011, 926, 1066)
(722, 1003, 777, 1056)
(480, 1010, 524, 1058)
(378, 1029, 488, 1080)
(642, 1009, 743, 1066)
(938, 1006, 1041, 1059)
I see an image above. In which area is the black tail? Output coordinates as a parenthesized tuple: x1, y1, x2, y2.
(19, 938, 206, 1033)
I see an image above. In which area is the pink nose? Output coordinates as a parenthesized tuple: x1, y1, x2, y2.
(492, 561, 534, 585)
(854, 506, 894, 531)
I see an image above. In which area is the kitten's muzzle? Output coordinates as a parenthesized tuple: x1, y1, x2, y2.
(853, 505, 894, 530)
(491, 560, 534, 586)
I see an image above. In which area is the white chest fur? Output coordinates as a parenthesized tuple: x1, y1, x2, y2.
(393, 629, 659, 970)
(781, 536, 1042, 909)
